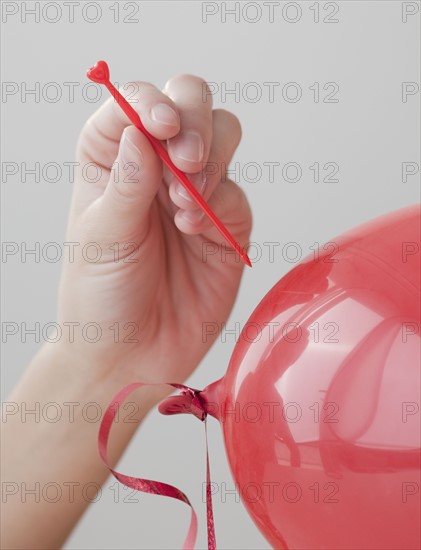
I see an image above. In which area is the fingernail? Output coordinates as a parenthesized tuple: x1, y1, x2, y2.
(176, 173, 207, 201)
(196, 173, 207, 194)
(150, 103, 179, 126)
(121, 132, 143, 165)
(172, 131, 204, 163)
(181, 208, 205, 224)
(176, 183, 191, 201)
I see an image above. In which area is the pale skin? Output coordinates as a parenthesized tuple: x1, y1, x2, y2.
(1, 75, 251, 549)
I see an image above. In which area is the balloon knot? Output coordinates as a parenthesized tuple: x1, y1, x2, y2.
(158, 386, 207, 422)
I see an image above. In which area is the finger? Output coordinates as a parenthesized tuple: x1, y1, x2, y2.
(164, 74, 213, 173)
(174, 178, 251, 241)
(89, 125, 162, 243)
(168, 109, 242, 211)
(77, 81, 180, 171)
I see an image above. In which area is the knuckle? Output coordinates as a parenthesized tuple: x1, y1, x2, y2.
(111, 177, 141, 202)
(118, 81, 155, 102)
(164, 74, 212, 104)
(229, 179, 247, 203)
(214, 109, 242, 142)
(165, 73, 207, 89)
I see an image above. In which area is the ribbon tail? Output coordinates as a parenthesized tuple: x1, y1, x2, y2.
(98, 382, 199, 550)
(204, 419, 216, 550)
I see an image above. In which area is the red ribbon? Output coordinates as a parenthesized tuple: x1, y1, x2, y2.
(98, 382, 216, 550)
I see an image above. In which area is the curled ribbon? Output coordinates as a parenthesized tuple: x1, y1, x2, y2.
(98, 382, 216, 550)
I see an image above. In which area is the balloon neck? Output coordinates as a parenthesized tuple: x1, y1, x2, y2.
(200, 377, 225, 421)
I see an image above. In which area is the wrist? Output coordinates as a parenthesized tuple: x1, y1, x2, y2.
(30, 341, 173, 418)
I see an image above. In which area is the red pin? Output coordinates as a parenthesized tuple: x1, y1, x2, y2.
(87, 60, 252, 268)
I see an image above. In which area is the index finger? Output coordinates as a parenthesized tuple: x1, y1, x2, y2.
(77, 81, 181, 170)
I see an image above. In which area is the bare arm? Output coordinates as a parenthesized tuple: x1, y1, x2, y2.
(1, 342, 168, 549)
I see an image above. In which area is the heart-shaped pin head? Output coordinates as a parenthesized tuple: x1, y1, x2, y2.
(86, 60, 110, 84)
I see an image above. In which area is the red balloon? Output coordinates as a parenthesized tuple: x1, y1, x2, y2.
(202, 205, 421, 550)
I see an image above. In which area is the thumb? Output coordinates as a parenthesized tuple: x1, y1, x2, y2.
(97, 126, 162, 242)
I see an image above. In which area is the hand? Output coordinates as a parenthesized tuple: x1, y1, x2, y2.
(57, 74, 252, 385)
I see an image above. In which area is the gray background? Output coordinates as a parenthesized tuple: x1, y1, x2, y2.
(1, 1, 420, 548)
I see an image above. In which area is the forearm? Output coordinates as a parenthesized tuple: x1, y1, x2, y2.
(1, 343, 168, 550)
